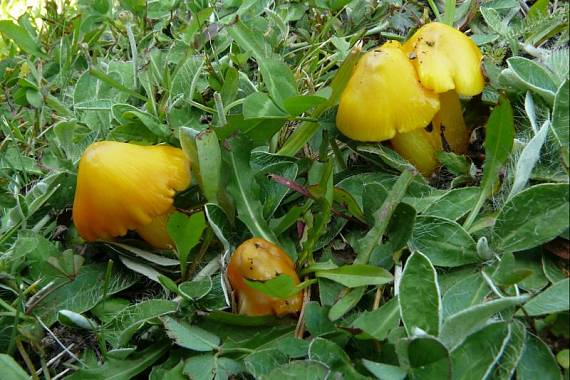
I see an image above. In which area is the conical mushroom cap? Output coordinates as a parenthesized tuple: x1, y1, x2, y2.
(336, 41, 440, 142)
(402, 22, 484, 96)
(72, 141, 191, 242)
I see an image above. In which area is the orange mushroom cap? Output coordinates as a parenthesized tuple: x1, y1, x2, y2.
(72, 141, 190, 245)
(227, 238, 303, 316)
(402, 22, 485, 96)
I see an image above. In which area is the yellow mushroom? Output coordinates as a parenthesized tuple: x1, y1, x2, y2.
(336, 26, 484, 175)
(72, 141, 191, 248)
(336, 41, 440, 142)
(402, 22, 484, 96)
(227, 238, 303, 316)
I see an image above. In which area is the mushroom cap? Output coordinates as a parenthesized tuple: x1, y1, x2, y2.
(72, 141, 191, 242)
(227, 238, 303, 316)
(391, 91, 469, 176)
(135, 209, 175, 250)
(402, 22, 484, 96)
(336, 41, 440, 142)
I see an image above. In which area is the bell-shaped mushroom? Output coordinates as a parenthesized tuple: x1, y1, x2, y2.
(391, 91, 469, 175)
(72, 141, 191, 247)
(402, 22, 484, 96)
(227, 238, 303, 316)
(336, 41, 440, 142)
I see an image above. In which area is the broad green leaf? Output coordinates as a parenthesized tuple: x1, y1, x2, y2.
(491, 252, 533, 287)
(520, 279, 570, 316)
(243, 92, 289, 119)
(442, 273, 490, 319)
(506, 57, 557, 103)
(171, 55, 205, 102)
(103, 299, 178, 347)
(552, 80, 569, 165)
(244, 274, 312, 300)
(464, 98, 514, 229)
(315, 264, 393, 288)
(328, 286, 366, 321)
(361, 360, 406, 380)
(308, 338, 368, 380)
(509, 120, 550, 199)
(517, 333, 562, 380)
(282, 95, 328, 116)
(400, 252, 441, 336)
(183, 353, 243, 380)
(355, 170, 415, 264)
(0, 354, 29, 380)
(167, 211, 207, 276)
(179, 277, 213, 301)
(162, 316, 220, 351)
(0, 20, 47, 58)
(222, 134, 279, 243)
(66, 343, 169, 380)
(410, 216, 479, 267)
(424, 187, 480, 221)
(351, 297, 400, 340)
(492, 184, 569, 252)
(31, 264, 138, 326)
(258, 162, 299, 219)
(542, 255, 566, 284)
(304, 302, 338, 337)
(408, 336, 451, 379)
(450, 322, 510, 380)
(259, 58, 299, 107)
(179, 127, 222, 204)
(263, 361, 330, 380)
(490, 320, 527, 380)
(244, 349, 288, 378)
(58, 310, 98, 330)
(439, 296, 527, 350)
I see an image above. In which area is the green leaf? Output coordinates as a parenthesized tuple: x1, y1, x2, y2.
(179, 128, 222, 204)
(66, 343, 169, 380)
(464, 98, 514, 229)
(361, 360, 406, 380)
(243, 92, 289, 119)
(424, 187, 480, 221)
(304, 302, 338, 337)
(351, 297, 400, 341)
(442, 273, 490, 318)
(183, 354, 243, 380)
(282, 95, 328, 116)
(408, 335, 451, 379)
(58, 310, 98, 330)
(517, 333, 562, 380)
(308, 338, 368, 379)
(31, 264, 138, 326)
(355, 170, 415, 264)
(506, 57, 557, 103)
(103, 299, 178, 347)
(328, 286, 366, 321)
(509, 119, 550, 198)
(0, 354, 29, 380)
(263, 361, 330, 380)
(162, 316, 220, 351)
(520, 279, 570, 316)
(450, 322, 510, 380)
(244, 274, 312, 300)
(552, 80, 569, 165)
(259, 58, 299, 107)
(439, 296, 527, 351)
(244, 349, 288, 378)
(490, 320, 527, 380)
(410, 216, 479, 267)
(399, 252, 441, 336)
(315, 264, 393, 288)
(167, 211, 207, 276)
(222, 134, 279, 243)
(0, 20, 47, 58)
(170, 55, 205, 103)
(179, 277, 213, 301)
(492, 184, 569, 252)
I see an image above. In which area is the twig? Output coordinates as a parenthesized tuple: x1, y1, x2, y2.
(36, 317, 87, 367)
